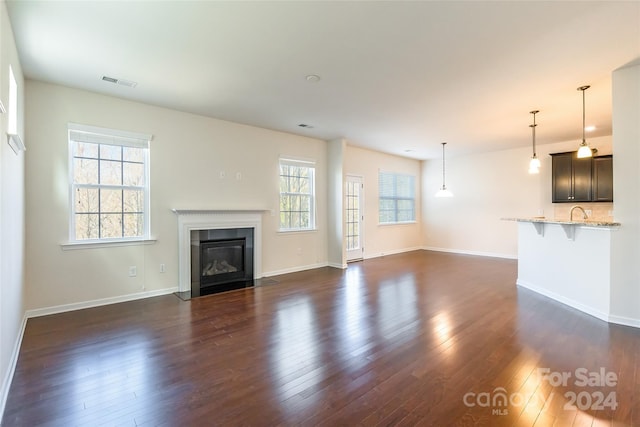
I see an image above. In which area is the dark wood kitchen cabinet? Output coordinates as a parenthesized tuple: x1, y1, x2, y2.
(551, 151, 613, 203)
(593, 155, 613, 202)
(551, 151, 593, 202)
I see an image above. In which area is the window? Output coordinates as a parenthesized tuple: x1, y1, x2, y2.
(6, 65, 25, 153)
(379, 171, 415, 224)
(68, 123, 152, 242)
(8, 66, 17, 135)
(279, 158, 316, 231)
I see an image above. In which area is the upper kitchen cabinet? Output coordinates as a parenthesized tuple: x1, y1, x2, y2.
(593, 155, 613, 202)
(551, 151, 592, 202)
(551, 151, 613, 203)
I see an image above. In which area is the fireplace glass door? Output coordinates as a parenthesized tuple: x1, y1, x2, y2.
(200, 238, 245, 287)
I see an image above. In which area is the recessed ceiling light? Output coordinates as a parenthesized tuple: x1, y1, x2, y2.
(305, 74, 321, 83)
(298, 123, 314, 128)
(101, 75, 137, 88)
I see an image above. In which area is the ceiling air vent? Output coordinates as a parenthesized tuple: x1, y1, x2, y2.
(101, 75, 137, 88)
(101, 76, 118, 84)
(117, 79, 137, 88)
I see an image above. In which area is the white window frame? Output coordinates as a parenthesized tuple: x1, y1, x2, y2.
(8, 66, 17, 135)
(279, 157, 316, 232)
(378, 171, 416, 224)
(6, 65, 25, 153)
(67, 123, 152, 244)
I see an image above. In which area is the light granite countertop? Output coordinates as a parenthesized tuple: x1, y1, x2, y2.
(502, 217, 621, 228)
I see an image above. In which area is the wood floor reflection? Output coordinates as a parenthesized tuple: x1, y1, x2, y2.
(3, 251, 639, 426)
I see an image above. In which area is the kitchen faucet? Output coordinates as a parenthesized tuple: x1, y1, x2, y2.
(570, 205, 588, 221)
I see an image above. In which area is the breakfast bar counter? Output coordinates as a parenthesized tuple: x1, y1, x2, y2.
(504, 217, 620, 322)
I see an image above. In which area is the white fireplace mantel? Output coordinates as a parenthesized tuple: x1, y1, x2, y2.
(172, 209, 267, 292)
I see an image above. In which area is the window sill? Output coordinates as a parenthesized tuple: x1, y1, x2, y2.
(61, 238, 157, 251)
(378, 221, 417, 226)
(7, 133, 25, 154)
(277, 228, 318, 235)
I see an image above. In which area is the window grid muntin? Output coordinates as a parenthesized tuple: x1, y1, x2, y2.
(379, 172, 416, 224)
(346, 181, 360, 250)
(279, 161, 315, 231)
(71, 138, 149, 241)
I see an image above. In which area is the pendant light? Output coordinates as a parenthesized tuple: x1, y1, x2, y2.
(528, 110, 541, 174)
(435, 142, 453, 197)
(576, 85, 593, 158)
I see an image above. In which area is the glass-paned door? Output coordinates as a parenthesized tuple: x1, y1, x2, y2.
(345, 175, 364, 262)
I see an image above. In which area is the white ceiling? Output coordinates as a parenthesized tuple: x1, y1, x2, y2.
(6, 1, 640, 160)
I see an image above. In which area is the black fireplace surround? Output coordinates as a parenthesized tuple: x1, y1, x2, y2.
(190, 228, 254, 297)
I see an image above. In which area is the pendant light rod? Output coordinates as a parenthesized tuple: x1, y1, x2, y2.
(528, 110, 541, 174)
(435, 142, 453, 197)
(579, 85, 590, 144)
(530, 110, 539, 157)
(441, 142, 447, 189)
(576, 85, 593, 158)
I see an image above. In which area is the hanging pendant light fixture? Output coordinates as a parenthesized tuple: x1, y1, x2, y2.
(528, 110, 541, 174)
(576, 85, 593, 158)
(435, 142, 453, 197)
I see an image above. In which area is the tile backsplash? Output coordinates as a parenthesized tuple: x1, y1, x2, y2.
(554, 202, 614, 221)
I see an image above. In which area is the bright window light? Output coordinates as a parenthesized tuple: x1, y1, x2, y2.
(8, 65, 17, 135)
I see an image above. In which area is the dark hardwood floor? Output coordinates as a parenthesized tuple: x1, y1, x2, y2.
(3, 250, 639, 426)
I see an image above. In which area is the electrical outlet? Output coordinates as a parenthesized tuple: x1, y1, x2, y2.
(160, 263, 165, 273)
(585, 209, 592, 217)
(219, 171, 226, 179)
(236, 172, 242, 180)
(129, 266, 137, 277)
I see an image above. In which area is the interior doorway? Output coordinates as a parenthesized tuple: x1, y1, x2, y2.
(345, 175, 364, 262)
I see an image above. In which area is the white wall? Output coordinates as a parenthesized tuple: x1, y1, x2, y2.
(0, 0, 25, 415)
(610, 61, 640, 325)
(344, 145, 422, 258)
(24, 81, 328, 311)
(422, 135, 612, 258)
(327, 139, 346, 268)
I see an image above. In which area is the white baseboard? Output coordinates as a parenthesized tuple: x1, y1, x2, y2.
(0, 314, 27, 422)
(607, 314, 640, 328)
(363, 246, 423, 260)
(518, 280, 640, 328)
(517, 279, 610, 322)
(422, 246, 517, 260)
(262, 262, 329, 278)
(25, 287, 179, 319)
(328, 262, 348, 269)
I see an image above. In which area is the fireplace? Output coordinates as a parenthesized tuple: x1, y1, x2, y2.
(190, 228, 254, 296)
(173, 209, 264, 298)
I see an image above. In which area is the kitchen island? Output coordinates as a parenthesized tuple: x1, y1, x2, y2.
(504, 217, 620, 322)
